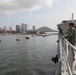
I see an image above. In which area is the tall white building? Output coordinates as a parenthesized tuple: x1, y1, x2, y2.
(21, 23, 25, 33)
(21, 23, 28, 33)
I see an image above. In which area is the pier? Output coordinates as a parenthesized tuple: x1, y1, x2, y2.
(36, 32, 58, 36)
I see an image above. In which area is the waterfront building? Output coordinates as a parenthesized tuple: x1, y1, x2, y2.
(16, 25, 20, 33)
(0, 27, 2, 33)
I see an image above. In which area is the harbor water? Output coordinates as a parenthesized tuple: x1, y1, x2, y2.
(0, 35, 58, 75)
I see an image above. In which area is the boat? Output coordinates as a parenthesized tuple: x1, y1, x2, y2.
(54, 14, 76, 75)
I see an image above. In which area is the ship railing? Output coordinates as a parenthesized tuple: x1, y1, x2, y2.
(58, 34, 76, 75)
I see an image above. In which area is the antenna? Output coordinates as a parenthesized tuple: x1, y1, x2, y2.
(72, 13, 74, 23)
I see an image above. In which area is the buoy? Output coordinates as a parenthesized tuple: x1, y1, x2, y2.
(31, 35, 34, 37)
(25, 36, 30, 39)
(16, 38, 21, 41)
(43, 35, 45, 37)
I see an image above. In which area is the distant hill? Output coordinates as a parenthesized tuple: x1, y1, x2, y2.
(36, 26, 57, 32)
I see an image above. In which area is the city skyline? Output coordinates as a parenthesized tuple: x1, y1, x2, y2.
(0, 0, 76, 30)
(0, 23, 35, 31)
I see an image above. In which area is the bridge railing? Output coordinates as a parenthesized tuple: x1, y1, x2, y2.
(59, 34, 76, 75)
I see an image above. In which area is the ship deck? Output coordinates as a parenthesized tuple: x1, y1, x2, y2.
(61, 46, 76, 75)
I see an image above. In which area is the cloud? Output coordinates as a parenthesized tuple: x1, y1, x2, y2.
(0, 0, 54, 14)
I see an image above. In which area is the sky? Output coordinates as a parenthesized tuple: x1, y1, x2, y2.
(0, 0, 76, 30)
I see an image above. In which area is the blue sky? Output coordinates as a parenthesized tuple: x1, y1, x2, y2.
(0, 0, 76, 30)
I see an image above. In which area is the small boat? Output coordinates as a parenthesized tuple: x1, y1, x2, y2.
(25, 36, 30, 39)
(16, 38, 21, 41)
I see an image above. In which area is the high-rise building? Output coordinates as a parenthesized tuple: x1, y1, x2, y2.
(9, 26, 12, 32)
(16, 25, 20, 32)
(21, 23, 28, 33)
(33, 25, 35, 31)
(4, 26, 6, 30)
(21, 23, 25, 33)
(25, 24, 28, 32)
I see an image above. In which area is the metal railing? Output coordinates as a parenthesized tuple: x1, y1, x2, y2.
(58, 34, 76, 75)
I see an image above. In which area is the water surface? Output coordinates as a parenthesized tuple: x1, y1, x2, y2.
(0, 35, 58, 75)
